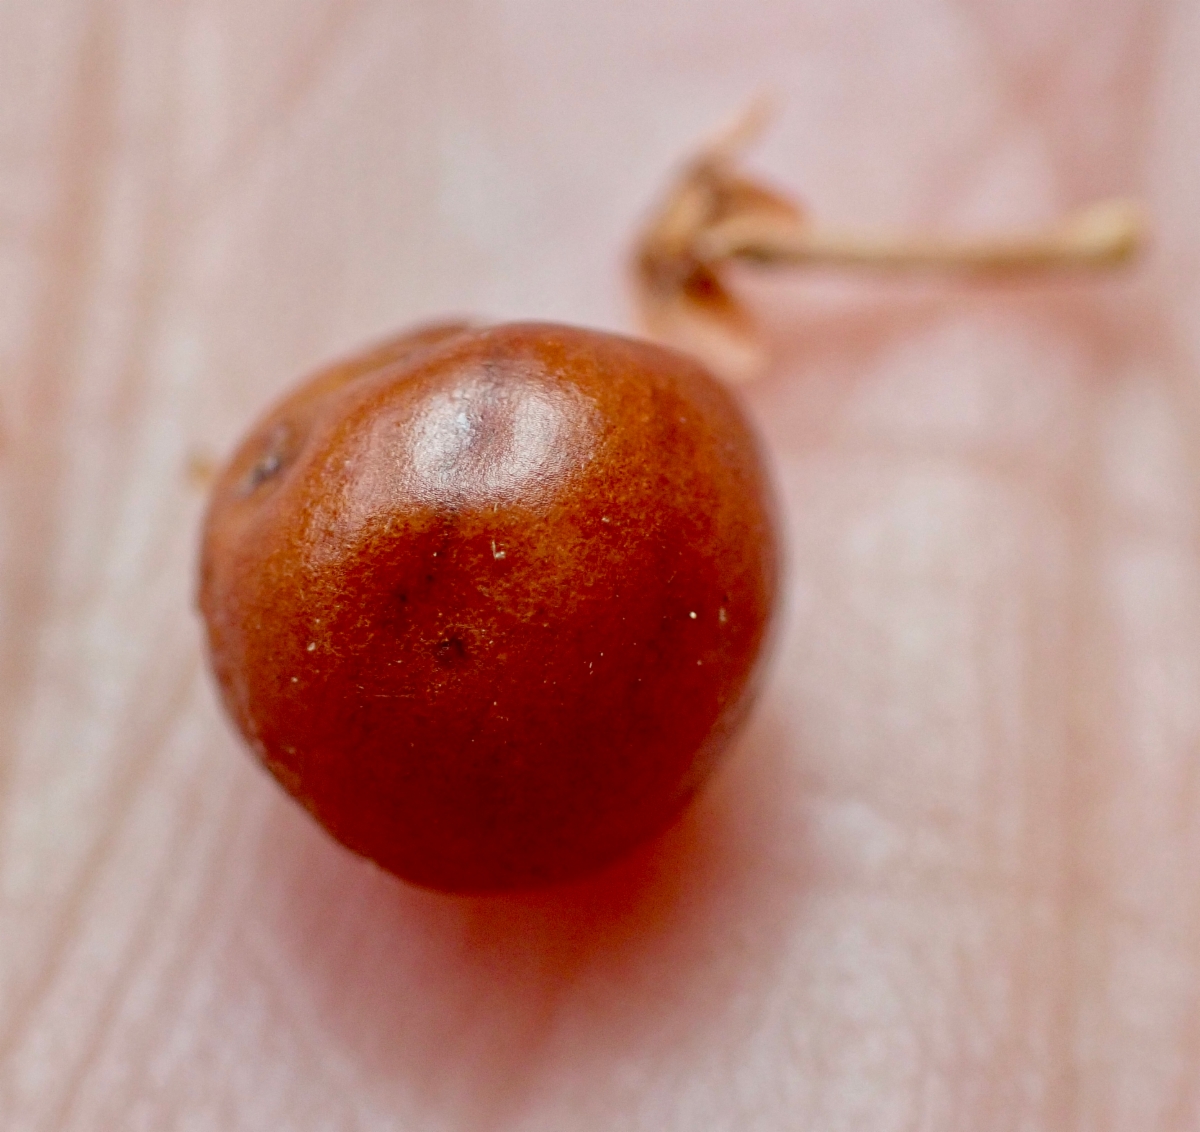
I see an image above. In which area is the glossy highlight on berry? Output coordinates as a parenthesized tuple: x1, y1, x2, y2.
(199, 322, 780, 892)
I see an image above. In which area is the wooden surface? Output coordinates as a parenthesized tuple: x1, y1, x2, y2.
(1, 1, 1198, 1128)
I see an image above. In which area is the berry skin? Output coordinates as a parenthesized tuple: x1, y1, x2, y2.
(199, 322, 779, 892)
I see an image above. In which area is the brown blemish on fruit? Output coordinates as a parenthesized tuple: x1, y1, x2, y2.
(239, 422, 294, 495)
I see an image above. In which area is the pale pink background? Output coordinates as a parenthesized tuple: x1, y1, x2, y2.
(2, 1, 1199, 1129)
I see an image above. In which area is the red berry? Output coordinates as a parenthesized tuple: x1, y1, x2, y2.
(199, 322, 779, 891)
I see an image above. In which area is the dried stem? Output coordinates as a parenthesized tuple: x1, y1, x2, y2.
(632, 103, 1148, 382)
(697, 197, 1145, 273)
